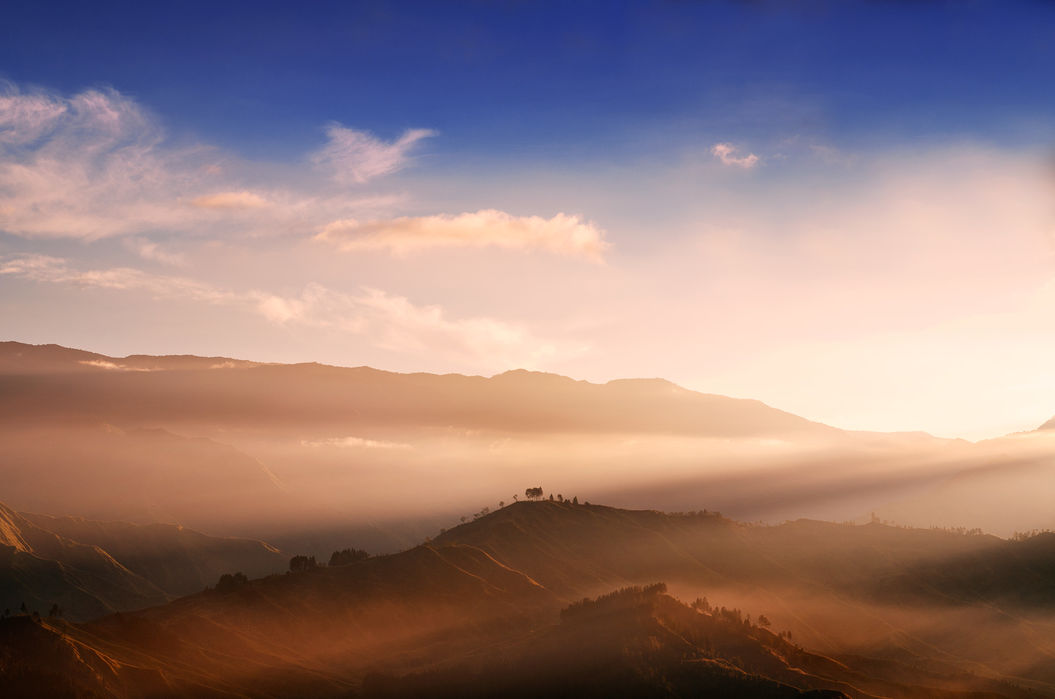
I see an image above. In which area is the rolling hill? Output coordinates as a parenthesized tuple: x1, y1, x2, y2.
(1, 501, 1051, 697)
(0, 501, 286, 622)
(20, 513, 286, 600)
(0, 502, 167, 621)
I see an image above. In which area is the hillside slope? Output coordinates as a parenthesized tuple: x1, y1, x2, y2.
(0, 502, 167, 621)
(2, 502, 1052, 697)
(0, 501, 288, 622)
(433, 501, 1019, 601)
(21, 513, 286, 598)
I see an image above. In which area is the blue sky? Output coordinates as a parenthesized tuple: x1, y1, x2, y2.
(4, 1, 1053, 159)
(2, 1, 1055, 439)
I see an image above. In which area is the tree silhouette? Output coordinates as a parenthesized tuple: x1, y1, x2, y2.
(216, 572, 249, 592)
(289, 555, 318, 572)
(525, 487, 543, 500)
(329, 548, 370, 566)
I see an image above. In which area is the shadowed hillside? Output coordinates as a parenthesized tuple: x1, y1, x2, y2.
(436, 502, 1055, 692)
(434, 501, 1024, 603)
(0, 502, 286, 621)
(1, 501, 1052, 697)
(20, 512, 286, 599)
(0, 502, 167, 621)
(353, 585, 862, 699)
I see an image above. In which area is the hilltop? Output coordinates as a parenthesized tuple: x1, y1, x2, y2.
(1, 500, 1052, 697)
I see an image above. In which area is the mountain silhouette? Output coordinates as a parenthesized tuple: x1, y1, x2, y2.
(1, 501, 1050, 697)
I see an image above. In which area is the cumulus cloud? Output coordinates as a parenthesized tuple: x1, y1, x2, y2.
(315, 209, 608, 261)
(311, 124, 434, 184)
(1, 253, 578, 371)
(711, 142, 759, 168)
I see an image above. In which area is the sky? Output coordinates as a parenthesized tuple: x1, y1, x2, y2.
(1, 0, 1054, 440)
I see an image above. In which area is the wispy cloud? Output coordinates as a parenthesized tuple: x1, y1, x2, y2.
(1, 253, 580, 371)
(311, 124, 435, 184)
(190, 190, 271, 210)
(0, 85, 200, 240)
(0, 86, 68, 144)
(711, 142, 759, 168)
(315, 209, 608, 261)
(0, 254, 235, 303)
(78, 359, 154, 372)
(302, 436, 413, 450)
(0, 83, 602, 264)
(253, 283, 576, 369)
(124, 237, 187, 267)
(0, 84, 420, 242)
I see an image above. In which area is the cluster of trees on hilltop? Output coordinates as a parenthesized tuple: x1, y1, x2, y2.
(290, 548, 372, 572)
(523, 487, 578, 504)
(212, 546, 374, 589)
(329, 548, 370, 566)
(214, 571, 249, 592)
(452, 489, 584, 528)
(0, 602, 63, 620)
(560, 583, 668, 621)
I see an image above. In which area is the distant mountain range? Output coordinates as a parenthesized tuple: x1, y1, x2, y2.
(1, 500, 1052, 697)
(0, 340, 837, 438)
(1, 339, 1053, 544)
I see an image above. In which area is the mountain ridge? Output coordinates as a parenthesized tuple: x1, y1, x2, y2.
(3, 500, 1051, 697)
(0, 340, 858, 439)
